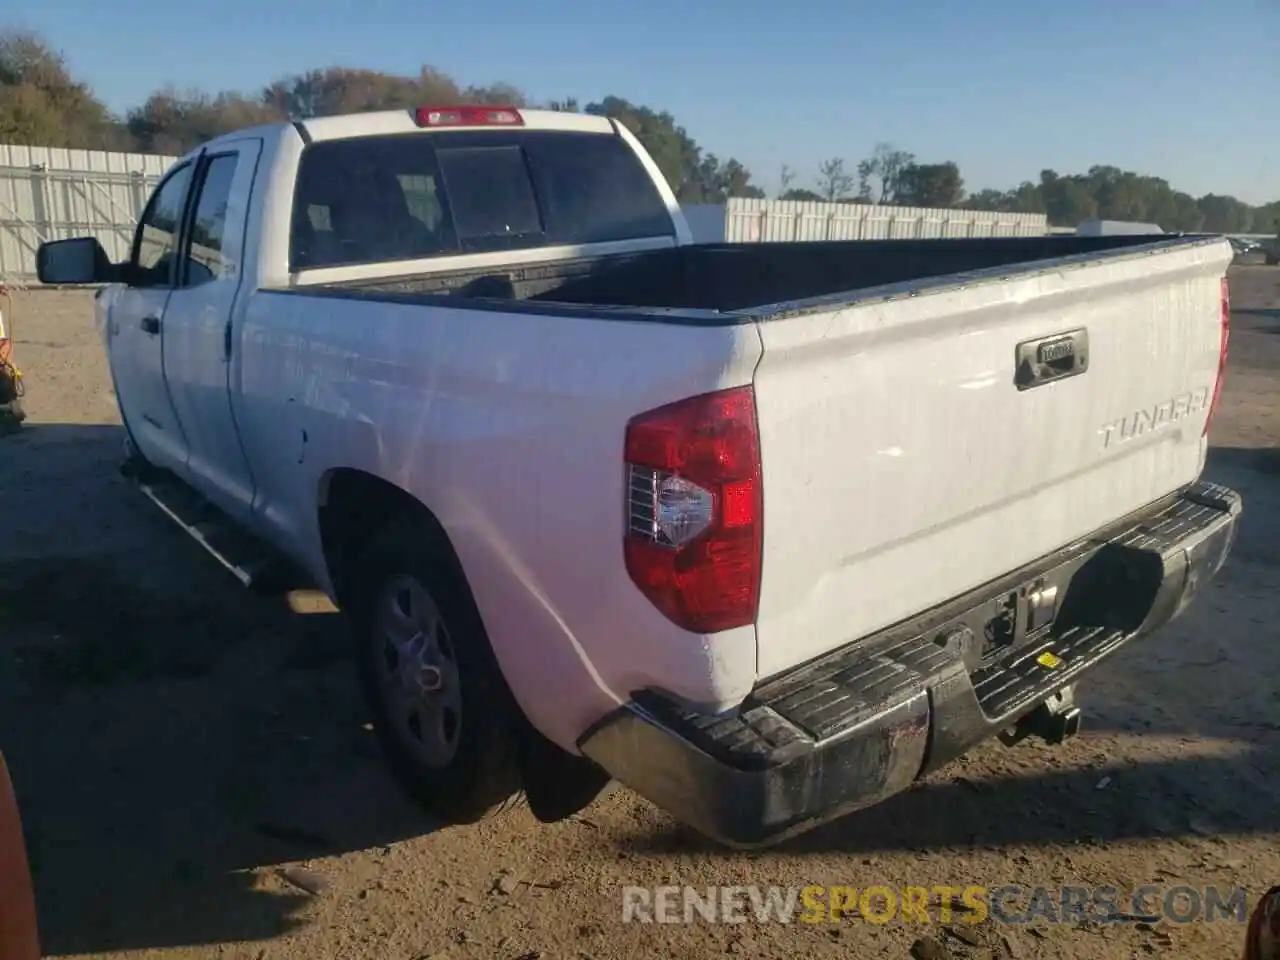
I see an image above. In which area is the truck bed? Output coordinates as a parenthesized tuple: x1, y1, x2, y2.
(287, 229, 1231, 683)
(287, 234, 1211, 319)
(241, 224, 1232, 735)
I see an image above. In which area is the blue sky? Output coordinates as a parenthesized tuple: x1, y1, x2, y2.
(9, 0, 1277, 203)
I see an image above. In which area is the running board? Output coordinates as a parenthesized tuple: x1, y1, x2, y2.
(133, 472, 300, 593)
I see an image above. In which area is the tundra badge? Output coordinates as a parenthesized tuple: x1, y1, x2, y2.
(1099, 387, 1209, 449)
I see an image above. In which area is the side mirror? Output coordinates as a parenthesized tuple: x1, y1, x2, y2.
(35, 237, 117, 285)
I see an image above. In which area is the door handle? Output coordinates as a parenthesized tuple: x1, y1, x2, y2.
(1014, 328, 1089, 390)
(140, 315, 161, 335)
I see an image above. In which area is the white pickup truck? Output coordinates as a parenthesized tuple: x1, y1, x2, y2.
(38, 105, 1241, 848)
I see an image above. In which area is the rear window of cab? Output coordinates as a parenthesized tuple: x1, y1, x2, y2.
(289, 130, 676, 272)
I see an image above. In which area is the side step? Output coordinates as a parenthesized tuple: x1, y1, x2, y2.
(126, 461, 304, 593)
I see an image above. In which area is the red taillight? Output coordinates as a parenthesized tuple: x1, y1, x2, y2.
(413, 105, 524, 128)
(623, 386, 763, 635)
(1204, 277, 1230, 436)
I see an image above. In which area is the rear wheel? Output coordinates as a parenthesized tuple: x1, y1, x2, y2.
(350, 522, 524, 823)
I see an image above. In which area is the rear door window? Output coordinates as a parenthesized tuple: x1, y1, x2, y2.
(290, 129, 675, 272)
(181, 153, 240, 286)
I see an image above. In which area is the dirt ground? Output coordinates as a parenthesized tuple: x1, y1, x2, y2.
(1, 262, 1278, 960)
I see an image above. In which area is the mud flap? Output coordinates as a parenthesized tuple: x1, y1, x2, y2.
(519, 726, 614, 823)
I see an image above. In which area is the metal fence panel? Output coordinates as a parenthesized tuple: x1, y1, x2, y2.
(0, 144, 181, 284)
(723, 198, 1049, 242)
(1, 145, 1064, 281)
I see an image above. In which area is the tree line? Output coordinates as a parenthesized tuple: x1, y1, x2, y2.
(2, 29, 1275, 233)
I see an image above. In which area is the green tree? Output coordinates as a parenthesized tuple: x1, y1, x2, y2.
(1197, 194, 1255, 233)
(1257, 202, 1280, 237)
(896, 161, 964, 208)
(698, 156, 765, 201)
(127, 88, 284, 154)
(0, 29, 129, 149)
(779, 188, 824, 202)
(1039, 170, 1098, 225)
(583, 95, 763, 203)
(260, 66, 523, 121)
(966, 188, 1015, 211)
(1171, 192, 1205, 232)
(964, 167, 1270, 232)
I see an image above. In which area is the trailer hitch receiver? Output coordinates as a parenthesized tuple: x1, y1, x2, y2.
(999, 685, 1081, 747)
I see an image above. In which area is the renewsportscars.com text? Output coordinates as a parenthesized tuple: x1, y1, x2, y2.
(621, 884, 1248, 926)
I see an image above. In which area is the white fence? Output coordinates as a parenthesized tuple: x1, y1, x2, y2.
(0, 144, 180, 284)
(686, 198, 1050, 243)
(3, 144, 1071, 283)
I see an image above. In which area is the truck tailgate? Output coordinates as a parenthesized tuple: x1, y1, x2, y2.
(750, 238, 1232, 680)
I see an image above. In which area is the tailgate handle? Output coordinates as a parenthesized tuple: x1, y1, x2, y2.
(1015, 328, 1088, 390)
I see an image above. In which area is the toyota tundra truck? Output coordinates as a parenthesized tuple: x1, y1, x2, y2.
(36, 104, 1240, 848)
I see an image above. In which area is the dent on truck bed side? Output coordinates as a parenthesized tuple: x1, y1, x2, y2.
(234, 290, 765, 752)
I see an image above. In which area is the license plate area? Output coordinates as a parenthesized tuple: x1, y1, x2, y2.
(959, 539, 1161, 673)
(927, 558, 1092, 675)
(916, 498, 1182, 678)
(979, 577, 1061, 666)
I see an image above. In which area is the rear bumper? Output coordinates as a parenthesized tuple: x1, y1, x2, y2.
(578, 481, 1241, 848)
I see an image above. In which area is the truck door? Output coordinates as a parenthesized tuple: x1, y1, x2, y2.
(106, 160, 197, 476)
(160, 140, 261, 523)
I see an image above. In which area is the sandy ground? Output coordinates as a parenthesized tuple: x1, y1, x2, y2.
(0, 262, 1278, 960)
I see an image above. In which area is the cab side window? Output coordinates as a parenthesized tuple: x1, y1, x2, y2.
(182, 154, 240, 287)
(130, 163, 194, 288)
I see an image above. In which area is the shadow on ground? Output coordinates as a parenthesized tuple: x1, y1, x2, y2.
(1233, 307, 1280, 323)
(1, 427, 1277, 951)
(0, 424, 442, 956)
(625, 737, 1278, 859)
(1206, 445, 1280, 476)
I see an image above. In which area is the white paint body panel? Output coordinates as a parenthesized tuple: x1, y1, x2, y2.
(237, 294, 762, 748)
(162, 137, 263, 522)
(100, 110, 753, 753)
(95, 107, 1235, 754)
(750, 240, 1231, 678)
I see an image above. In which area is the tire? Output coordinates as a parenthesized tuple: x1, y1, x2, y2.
(349, 519, 525, 824)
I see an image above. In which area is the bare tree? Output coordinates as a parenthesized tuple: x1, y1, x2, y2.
(778, 164, 796, 198)
(856, 143, 915, 204)
(816, 157, 854, 202)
